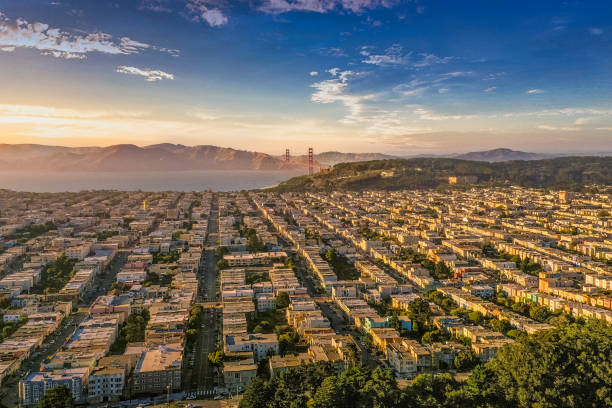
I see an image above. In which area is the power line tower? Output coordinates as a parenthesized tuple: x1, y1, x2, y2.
(308, 147, 314, 175)
(285, 149, 290, 163)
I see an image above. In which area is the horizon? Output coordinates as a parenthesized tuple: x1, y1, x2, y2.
(1, 141, 612, 157)
(0, 1, 612, 154)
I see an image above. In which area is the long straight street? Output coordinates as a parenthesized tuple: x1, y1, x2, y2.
(185, 196, 221, 393)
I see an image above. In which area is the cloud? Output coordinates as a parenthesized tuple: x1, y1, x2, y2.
(527, 89, 544, 94)
(139, 0, 172, 13)
(186, 0, 228, 26)
(537, 125, 579, 131)
(309, 71, 318, 76)
(590, 28, 603, 35)
(414, 107, 475, 121)
(362, 45, 452, 67)
(310, 69, 373, 123)
(393, 71, 471, 97)
(258, 0, 399, 15)
(574, 117, 596, 125)
(116, 66, 174, 82)
(0, 14, 153, 59)
(413, 53, 452, 67)
(485, 86, 496, 93)
(318, 47, 347, 57)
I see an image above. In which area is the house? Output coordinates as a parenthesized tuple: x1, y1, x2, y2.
(223, 359, 257, 393)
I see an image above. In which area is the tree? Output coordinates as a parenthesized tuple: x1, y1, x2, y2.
(279, 331, 299, 356)
(208, 349, 224, 366)
(276, 292, 290, 309)
(362, 366, 401, 408)
(308, 376, 342, 408)
(454, 349, 479, 371)
(407, 298, 431, 333)
(434, 262, 452, 279)
(215, 246, 229, 258)
(529, 305, 551, 322)
(239, 377, 273, 408)
(489, 318, 511, 334)
(38, 386, 74, 408)
(467, 311, 484, 324)
(487, 320, 612, 408)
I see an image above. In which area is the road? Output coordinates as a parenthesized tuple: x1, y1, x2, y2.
(0, 250, 128, 408)
(185, 196, 221, 393)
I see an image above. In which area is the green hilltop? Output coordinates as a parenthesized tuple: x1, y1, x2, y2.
(271, 156, 612, 192)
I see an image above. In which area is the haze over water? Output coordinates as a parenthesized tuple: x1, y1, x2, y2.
(0, 170, 306, 192)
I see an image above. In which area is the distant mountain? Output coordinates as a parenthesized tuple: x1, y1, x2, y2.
(0, 144, 301, 172)
(453, 148, 553, 162)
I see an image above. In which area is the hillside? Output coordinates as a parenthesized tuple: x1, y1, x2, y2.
(0, 143, 301, 172)
(271, 156, 612, 192)
(279, 151, 399, 168)
(454, 148, 552, 162)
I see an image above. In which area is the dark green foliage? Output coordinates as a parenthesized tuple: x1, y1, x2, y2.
(97, 230, 119, 241)
(271, 157, 612, 192)
(185, 304, 203, 349)
(276, 292, 290, 309)
(152, 250, 180, 264)
(110, 309, 150, 354)
(9, 221, 56, 243)
(240, 321, 611, 408)
(38, 385, 74, 408)
(240, 364, 400, 408)
(279, 329, 299, 356)
(454, 349, 479, 371)
(407, 298, 431, 334)
(31, 253, 76, 294)
(242, 227, 266, 252)
(323, 249, 360, 280)
(215, 246, 229, 258)
(433, 261, 452, 280)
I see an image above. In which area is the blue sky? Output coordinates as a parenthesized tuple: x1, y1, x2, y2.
(0, 0, 611, 154)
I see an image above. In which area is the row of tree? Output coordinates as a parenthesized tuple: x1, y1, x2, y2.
(239, 319, 611, 408)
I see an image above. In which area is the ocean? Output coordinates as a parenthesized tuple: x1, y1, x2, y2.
(0, 170, 306, 192)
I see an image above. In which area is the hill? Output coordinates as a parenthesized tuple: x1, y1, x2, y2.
(454, 148, 552, 162)
(279, 151, 399, 168)
(271, 156, 612, 192)
(0, 143, 301, 172)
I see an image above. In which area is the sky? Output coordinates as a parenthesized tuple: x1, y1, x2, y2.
(0, 0, 612, 155)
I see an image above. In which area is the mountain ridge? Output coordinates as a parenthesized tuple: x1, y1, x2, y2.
(0, 144, 609, 172)
(0, 143, 300, 172)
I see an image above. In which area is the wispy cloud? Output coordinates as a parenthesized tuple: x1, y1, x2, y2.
(258, 0, 399, 14)
(186, 0, 229, 26)
(362, 44, 452, 67)
(142, 0, 229, 27)
(590, 27, 603, 35)
(537, 125, 579, 131)
(139, 0, 172, 13)
(309, 71, 318, 76)
(0, 14, 157, 59)
(310, 68, 374, 123)
(485, 86, 496, 93)
(116, 66, 175, 82)
(393, 71, 472, 97)
(317, 47, 346, 57)
(527, 88, 545, 94)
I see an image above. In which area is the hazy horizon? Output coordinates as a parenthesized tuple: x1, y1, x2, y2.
(1, 1, 612, 154)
